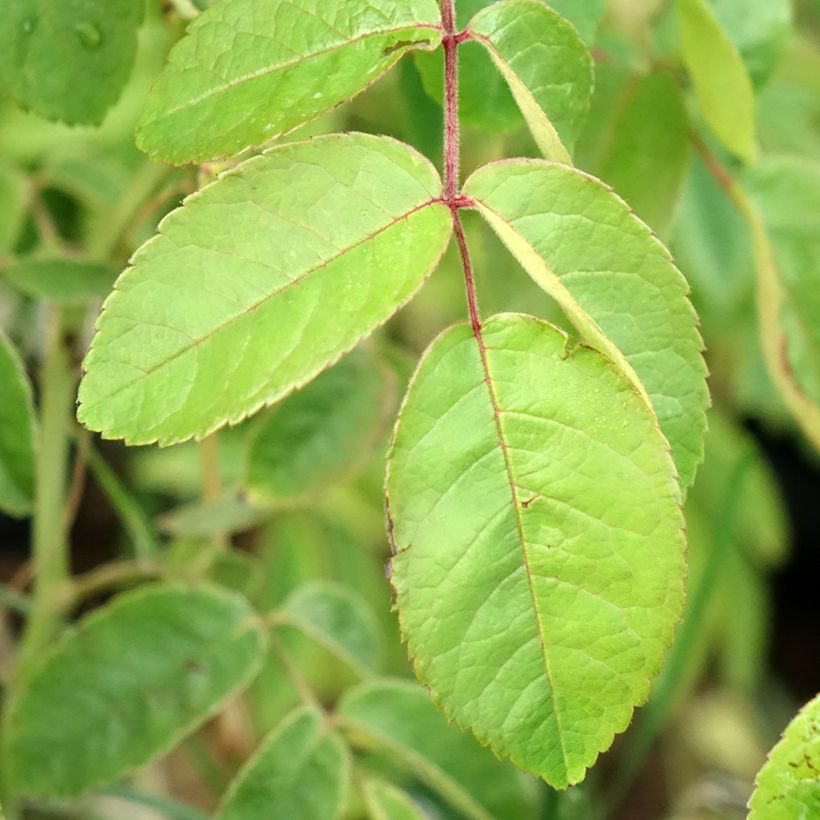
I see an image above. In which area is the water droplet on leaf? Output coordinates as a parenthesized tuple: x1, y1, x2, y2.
(21, 18, 36, 34)
(74, 22, 102, 49)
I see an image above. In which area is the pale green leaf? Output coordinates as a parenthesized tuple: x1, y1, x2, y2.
(78, 134, 452, 446)
(363, 780, 426, 820)
(0, 331, 36, 518)
(137, 0, 442, 163)
(464, 161, 709, 490)
(749, 694, 820, 820)
(467, 0, 594, 162)
(158, 493, 272, 538)
(4, 584, 267, 797)
(709, 0, 792, 87)
(0, 0, 143, 125)
(387, 314, 686, 788)
(338, 678, 532, 820)
(217, 706, 350, 820)
(276, 581, 383, 676)
(676, 0, 758, 163)
(597, 73, 691, 238)
(0, 165, 27, 254)
(246, 351, 393, 506)
(3, 259, 116, 303)
(742, 157, 820, 451)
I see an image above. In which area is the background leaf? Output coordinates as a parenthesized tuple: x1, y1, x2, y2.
(2, 258, 116, 303)
(4, 584, 267, 797)
(217, 706, 349, 820)
(78, 134, 452, 446)
(676, 0, 758, 163)
(246, 350, 394, 506)
(387, 314, 686, 787)
(137, 0, 443, 163)
(0, 331, 36, 518)
(363, 780, 426, 820)
(464, 161, 709, 490)
(0, 0, 144, 125)
(339, 678, 532, 820)
(748, 694, 820, 819)
(467, 0, 594, 162)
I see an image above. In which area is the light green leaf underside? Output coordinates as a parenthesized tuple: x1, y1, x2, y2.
(742, 157, 820, 452)
(3, 259, 117, 303)
(4, 584, 267, 797)
(363, 780, 426, 820)
(596, 73, 691, 239)
(0, 0, 143, 125)
(137, 0, 442, 163)
(676, 0, 758, 163)
(218, 706, 349, 820)
(277, 581, 383, 676)
(78, 133, 452, 446)
(246, 350, 392, 506)
(338, 679, 531, 820)
(387, 314, 686, 787)
(0, 331, 36, 518)
(464, 161, 709, 490)
(468, 0, 594, 162)
(749, 694, 820, 820)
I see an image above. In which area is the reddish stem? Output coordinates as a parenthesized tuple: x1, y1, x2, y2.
(441, 0, 481, 335)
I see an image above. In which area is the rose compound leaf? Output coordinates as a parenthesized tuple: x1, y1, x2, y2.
(77, 134, 452, 446)
(676, 0, 758, 163)
(467, 0, 594, 162)
(0, 0, 143, 125)
(137, 0, 443, 164)
(217, 706, 349, 820)
(748, 694, 820, 820)
(464, 161, 709, 490)
(0, 332, 36, 518)
(387, 314, 686, 788)
(549, 0, 606, 45)
(4, 585, 267, 797)
(338, 678, 532, 819)
(246, 350, 393, 506)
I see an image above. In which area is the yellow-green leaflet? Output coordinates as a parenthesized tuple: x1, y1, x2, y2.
(388, 314, 686, 787)
(78, 134, 452, 446)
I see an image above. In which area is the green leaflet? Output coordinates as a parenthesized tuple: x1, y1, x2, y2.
(246, 351, 394, 506)
(137, 0, 442, 164)
(464, 161, 709, 491)
(709, 0, 792, 87)
(363, 780, 426, 820)
(749, 694, 820, 819)
(743, 157, 820, 451)
(78, 134, 452, 446)
(3, 259, 117, 303)
(676, 0, 758, 163)
(467, 0, 594, 162)
(0, 0, 143, 125)
(275, 581, 384, 676)
(387, 314, 686, 788)
(217, 706, 350, 820)
(596, 73, 691, 239)
(0, 331, 36, 518)
(4, 584, 267, 797)
(338, 679, 532, 820)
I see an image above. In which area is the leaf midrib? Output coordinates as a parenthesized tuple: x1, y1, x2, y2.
(145, 23, 443, 121)
(470, 323, 570, 779)
(81, 199, 440, 415)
